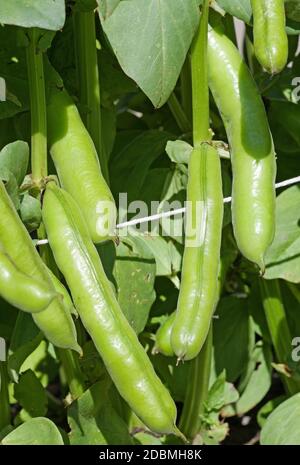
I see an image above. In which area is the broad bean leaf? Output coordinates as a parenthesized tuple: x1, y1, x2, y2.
(206, 371, 239, 413)
(8, 312, 43, 383)
(110, 130, 171, 204)
(216, 0, 252, 23)
(20, 193, 42, 232)
(14, 370, 47, 418)
(230, 342, 272, 416)
(0, 33, 29, 119)
(0, 298, 18, 341)
(1, 417, 64, 445)
(286, 0, 300, 22)
(68, 380, 133, 445)
(0, 141, 28, 186)
(212, 296, 254, 382)
(166, 140, 193, 164)
(265, 186, 300, 282)
(0, 0, 65, 31)
(99, 0, 200, 107)
(257, 395, 286, 428)
(261, 393, 300, 444)
(113, 239, 156, 334)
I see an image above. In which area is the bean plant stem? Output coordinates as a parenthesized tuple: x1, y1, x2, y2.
(73, 10, 109, 183)
(167, 92, 191, 134)
(191, 0, 210, 147)
(26, 29, 86, 401)
(259, 278, 300, 395)
(179, 0, 212, 440)
(26, 28, 47, 186)
(57, 348, 85, 400)
(179, 326, 212, 439)
(0, 361, 11, 431)
(180, 56, 192, 122)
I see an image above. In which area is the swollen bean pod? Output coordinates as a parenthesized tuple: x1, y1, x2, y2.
(171, 144, 223, 361)
(0, 180, 80, 352)
(47, 89, 117, 244)
(0, 251, 56, 313)
(251, 0, 288, 74)
(42, 182, 180, 436)
(208, 26, 276, 270)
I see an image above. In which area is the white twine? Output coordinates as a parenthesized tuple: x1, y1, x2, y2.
(36, 175, 300, 245)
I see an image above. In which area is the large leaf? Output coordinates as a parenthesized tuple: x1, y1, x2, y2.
(113, 238, 156, 334)
(99, 0, 200, 107)
(261, 393, 300, 445)
(265, 186, 300, 282)
(110, 130, 171, 204)
(230, 342, 272, 416)
(0, 0, 66, 31)
(1, 417, 64, 445)
(216, 0, 252, 23)
(0, 141, 29, 186)
(212, 296, 253, 382)
(68, 380, 133, 445)
(14, 370, 47, 418)
(8, 312, 43, 383)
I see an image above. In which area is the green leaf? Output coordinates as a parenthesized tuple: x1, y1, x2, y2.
(166, 140, 192, 164)
(99, 0, 200, 107)
(286, 0, 300, 22)
(0, 0, 66, 31)
(257, 395, 286, 428)
(216, 0, 252, 23)
(79, 341, 106, 386)
(0, 35, 29, 119)
(20, 193, 42, 231)
(14, 370, 47, 418)
(68, 380, 133, 445)
(0, 141, 29, 186)
(110, 130, 171, 203)
(114, 238, 156, 333)
(233, 342, 272, 415)
(0, 298, 18, 341)
(1, 417, 64, 445)
(212, 296, 253, 382)
(261, 393, 300, 444)
(8, 312, 43, 383)
(0, 171, 20, 210)
(265, 186, 300, 283)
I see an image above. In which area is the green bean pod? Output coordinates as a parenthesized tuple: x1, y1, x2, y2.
(251, 0, 288, 74)
(42, 182, 179, 436)
(208, 27, 276, 270)
(0, 181, 80, 352)
(47, 89, 117, 244)
(171, 144, 223, 362)
(153, 313, 176, 357)
(0, 251, 56, 313)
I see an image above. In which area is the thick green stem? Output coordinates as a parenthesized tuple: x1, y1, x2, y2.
(73, 10, 109, 182)
(191, 0, 210, 147)
(26, 28, 47, 185)
(259, 279, 300, 395)
(179, 0, 212, 441)
(0, 361, 11, 431)
(179, 326, 212, 439)
(57, 348, 85, 400)
(167, 93, 191, 134)
(180, 56, 192, 122)
(26, 27, 86, 401)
